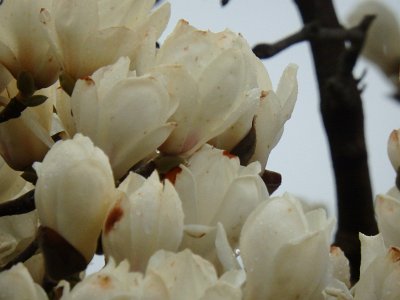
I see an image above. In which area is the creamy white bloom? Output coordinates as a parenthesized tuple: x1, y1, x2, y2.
(249, 64, 298, 169)
(347, 1, 400, 84)
(388, 129, 400, 172)
(240, 193, 335, 300)
(375, 186, 400, 248)
(0, 156, 26, 202)
(156, 20, 262, 155)
(23, 254, 45, 285)
(0, 211, 38, 267)
(168, 144, 268, 247)
(40, 0, 170, 80)
(34, 134, 117, 262)
(102, 171, 184, 272)
(0, 80, 55, 170)
(0, 263, 48, 300)
(0, 0, 60, 88)
(58, 57, 178, 179)
(352, 234, 400, 300)
(60, 258, 168, 300)
(146, 249, 245, 300)
(0, 168, 36, 267)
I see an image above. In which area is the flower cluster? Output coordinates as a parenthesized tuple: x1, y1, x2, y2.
(0, 0, 398, 299)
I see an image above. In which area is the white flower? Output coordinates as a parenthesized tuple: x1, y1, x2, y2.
(0, 211, 38, 267)
(352, 234, 400, 300)
(34, 134, 117, 263)
(57, 57, 178, 179)
(375, 186, 400, 248)
(0, 0, 60, 88)
(167, 144, 268, 247)
(347, 1, 400, 84)
(0, 80, 55, 171)
(0, 263, 48, 300)
(60, 258, 168, 300)
(146, 249, 245, 300)
(249, 63, 298, 169)
(156, 20, 262, 155)
(388, 129, 400, 172)
(40, 0, 170, 81)
(0, 156, 26, 202)
(102, 171, 184, 272)
(240, 193, 335, 300)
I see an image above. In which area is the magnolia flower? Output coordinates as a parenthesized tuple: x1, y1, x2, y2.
(0, 156, 26, 202)
(23, 254, 45, 285)
(40, 0, 170, 81)
(351, 234, 400, 299)
(156, 20, 262, 155)
(0, 211, 38, 268)
(34, 134, 117, 266)
(0, 0, 60, 88)
(102, 171, 184, 272)
(167, 145, 268, 246)
(240, 193, 335, 300)
(249, 64, 298, 169)
(347, 1, 400, 86)
(375, 186, 400, 248)
(0, 263, 48, 300)
(146, 249, 245, 300)
(388, 129, 400, 172)
(60, 258, 168, 300)
(57, 57, 178, 179)
(0, 80, 55, 171)
(0, 162, 36, 268)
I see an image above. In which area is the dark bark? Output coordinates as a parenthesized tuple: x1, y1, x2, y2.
(293, 0, 378, 281)
(0, 190, 35, 217)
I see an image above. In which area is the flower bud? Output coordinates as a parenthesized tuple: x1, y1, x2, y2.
(169, 144, 268, 248)
(59, 258, 168, 300)
(347, 1, 400, 84)
(146, 249, 244, 300)
(102, 171, 184, 272)
(40, 0, 170, 81)
(156, 21, 261, 155)
(352, 233, 400, 299)
(0, 0, 60, 88)
(58, 57, 178, 179)
(250, 63, 298, 169)
(375, 187, 400, 248)
(0, 80, 55, 171)
(388, 129, 400, 172)
(240, 193, 335, 299)
(0, 263, 48, 300)
(34, 134, 117, 271)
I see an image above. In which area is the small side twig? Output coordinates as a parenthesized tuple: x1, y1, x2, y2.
(0, 190, 35, 217)
(253, 16, 375, 59)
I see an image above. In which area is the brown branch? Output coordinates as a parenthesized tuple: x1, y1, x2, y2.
(293, 0, 378, 282)
(0, 190, 35, 217)
(253, 17, 375, 59)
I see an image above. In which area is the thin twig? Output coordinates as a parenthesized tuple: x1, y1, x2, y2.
(0, 190, 35, 217)
(253, 16, 375, 59)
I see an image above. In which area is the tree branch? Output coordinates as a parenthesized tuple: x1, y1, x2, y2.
(0, 190, 35, 217)
(293, 0, 378, 282)
(253, 16, 375, 59)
